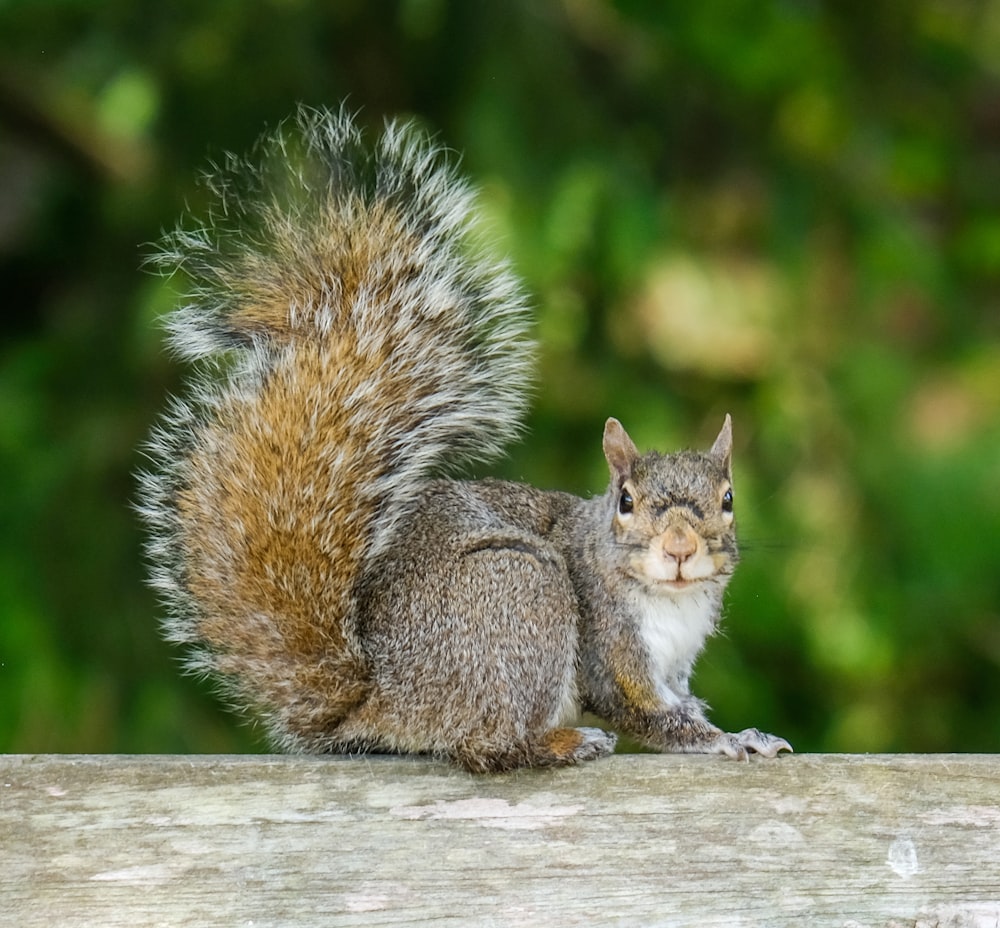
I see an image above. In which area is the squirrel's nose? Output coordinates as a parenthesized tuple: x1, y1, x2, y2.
(662, 525, 698, 564)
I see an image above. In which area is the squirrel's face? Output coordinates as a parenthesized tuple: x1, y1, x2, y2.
(602, 417, 738, 596)
(610, 459, 737, 594)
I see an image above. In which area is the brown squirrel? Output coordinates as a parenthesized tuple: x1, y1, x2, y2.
(138, 105, 791, 772)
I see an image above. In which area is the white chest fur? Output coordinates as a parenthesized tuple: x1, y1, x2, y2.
(633, 588, 719, 703)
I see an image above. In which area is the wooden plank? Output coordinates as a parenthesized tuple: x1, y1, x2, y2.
(1, 754, 998, 927)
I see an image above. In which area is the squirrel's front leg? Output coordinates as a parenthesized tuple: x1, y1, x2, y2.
(635, 702, 790, 760)
(593, 674, 792, 760)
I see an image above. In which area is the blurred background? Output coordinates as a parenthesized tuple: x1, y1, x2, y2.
(1, 1, 998, 755)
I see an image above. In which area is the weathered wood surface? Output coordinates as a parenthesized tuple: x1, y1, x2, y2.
(1, 754, 998, 927)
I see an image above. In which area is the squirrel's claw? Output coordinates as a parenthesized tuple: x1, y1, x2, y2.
(710, 728, 793, 760)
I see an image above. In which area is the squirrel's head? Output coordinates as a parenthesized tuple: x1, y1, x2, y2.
(602, 416, 738, 595)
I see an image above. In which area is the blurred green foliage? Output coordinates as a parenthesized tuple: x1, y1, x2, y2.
(1, 0, 998, 755)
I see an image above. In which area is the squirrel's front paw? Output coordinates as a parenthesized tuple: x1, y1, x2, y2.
(709, 728, 792, 761)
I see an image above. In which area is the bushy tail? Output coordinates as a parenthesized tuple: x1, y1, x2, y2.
(137, 106, 534, 750)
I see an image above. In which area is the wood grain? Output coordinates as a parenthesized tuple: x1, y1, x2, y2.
(2, 754, 999, 927)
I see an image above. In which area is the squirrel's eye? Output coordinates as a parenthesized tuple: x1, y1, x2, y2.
(722, 488, 734, 513)
(618, 490, 634, 515)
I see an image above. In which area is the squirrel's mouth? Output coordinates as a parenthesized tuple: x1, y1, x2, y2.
(631, 559, 715, 591)
(656, 577, 703, 593)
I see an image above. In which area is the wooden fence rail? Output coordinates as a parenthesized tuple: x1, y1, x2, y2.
(1, 753, 998, 927)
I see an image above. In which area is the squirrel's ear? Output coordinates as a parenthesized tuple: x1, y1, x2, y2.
(710, 414, 733, 477)
(603, 418, 639, 486)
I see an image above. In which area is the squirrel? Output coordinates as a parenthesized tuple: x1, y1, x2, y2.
(138, 105, 791, 773)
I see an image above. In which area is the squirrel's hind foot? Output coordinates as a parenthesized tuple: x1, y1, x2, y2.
(538, 726, 619, 766)
(452, 726, 618, 773)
